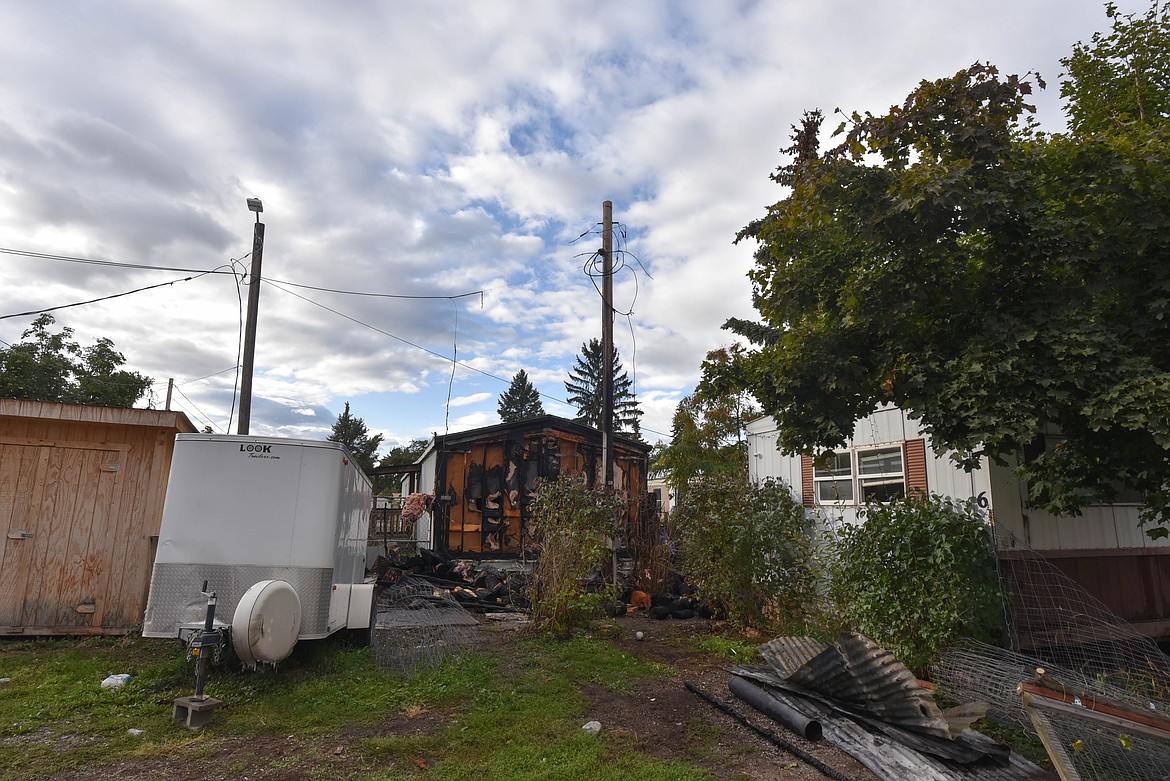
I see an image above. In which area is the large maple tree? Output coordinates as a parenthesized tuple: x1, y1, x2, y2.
(724, 2, 1170, 532)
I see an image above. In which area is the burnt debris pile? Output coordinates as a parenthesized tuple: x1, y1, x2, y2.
(369, 548, 526, 611)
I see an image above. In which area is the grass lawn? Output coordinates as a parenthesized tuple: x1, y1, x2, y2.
(0, 622, 733, 781)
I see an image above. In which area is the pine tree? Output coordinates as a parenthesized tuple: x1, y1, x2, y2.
(327, 401, 383, 472)
(497, 369, 545, 423)
(564, 338, 643, 435)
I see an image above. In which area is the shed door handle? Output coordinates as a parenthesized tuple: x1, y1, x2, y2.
(7, 531, 33, 540)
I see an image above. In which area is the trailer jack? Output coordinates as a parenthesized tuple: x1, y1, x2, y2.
(173, 581, 226, 729)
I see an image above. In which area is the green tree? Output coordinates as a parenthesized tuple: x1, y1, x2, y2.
(564, 338, 643, 435)
(0, 314, 151, 407)
(378, 437, 429, 467)
(372, 437, 428, 495)
(327, 401, 383, 473)
(654, 346, 759, 502)
(497, 369, 545, 422)
(725, 3, 1170, 532)
(1062, 1, 1170, 134)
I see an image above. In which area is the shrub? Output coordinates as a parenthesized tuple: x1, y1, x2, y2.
(527, 477, 623, 635)
(671, 475, 819, 633)
(825, 493, 1004, 674)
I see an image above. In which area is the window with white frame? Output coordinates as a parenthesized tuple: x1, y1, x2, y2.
(813, 445, 906, 504)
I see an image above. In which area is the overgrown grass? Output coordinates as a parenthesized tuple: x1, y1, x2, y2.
(0, 629, 707, 781)
(684, 634, 761, 663)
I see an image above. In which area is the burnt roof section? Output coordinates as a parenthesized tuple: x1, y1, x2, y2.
(433, 414, 651, 454)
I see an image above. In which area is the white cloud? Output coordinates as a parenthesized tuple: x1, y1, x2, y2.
(0, 0, 1123, 447)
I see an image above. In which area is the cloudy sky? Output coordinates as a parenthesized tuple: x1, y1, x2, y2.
(0, 1, 1126, 451)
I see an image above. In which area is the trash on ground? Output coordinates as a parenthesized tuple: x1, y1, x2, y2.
(726, 633, 1049, 781)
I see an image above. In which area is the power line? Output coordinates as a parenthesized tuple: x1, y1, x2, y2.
(0, 246, 240, 275)
(158, 365, 240, 387)
(265, 277, 486, 301)
(2, 242, 670, 438)
(169, 384, 223, 433)
(0, 274, 213, 320)
(262, 279, 580, 411)
(1, 245, 488, 301)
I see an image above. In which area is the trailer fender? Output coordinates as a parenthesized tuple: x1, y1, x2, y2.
(346, 583, 377, 630)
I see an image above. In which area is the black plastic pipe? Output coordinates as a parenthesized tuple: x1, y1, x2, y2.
(729, 675, 823, 742)
(684, 681, 859, 781)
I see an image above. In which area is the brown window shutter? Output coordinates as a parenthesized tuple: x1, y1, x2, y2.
(905, 439, 928, 495)
(801, 455, 815, 507)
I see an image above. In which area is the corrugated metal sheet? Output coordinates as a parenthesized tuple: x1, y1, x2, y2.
(758, 636, 828, 677)
(757, 633, 953, 740)
(738, 678, 1053, 781)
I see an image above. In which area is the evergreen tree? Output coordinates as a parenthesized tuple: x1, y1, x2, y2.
(374, 437, 429, 495)
(327, 401, 383, 472)
(379, 437, 430, 467)
(497, 369, 545, 422)
(564, 338, 642, 435)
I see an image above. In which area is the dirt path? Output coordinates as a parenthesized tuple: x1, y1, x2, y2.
(579, 613, 879, 781)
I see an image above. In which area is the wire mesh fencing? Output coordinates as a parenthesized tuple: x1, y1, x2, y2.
(373, 576, 478, 674)
(995, 533, 1170, 688)
(932, 537, 1170, 780)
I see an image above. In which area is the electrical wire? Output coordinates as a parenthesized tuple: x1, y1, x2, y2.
(169, 384, 223, 433)
(227, 257, 247, 432)
(265, 277, 486, 301)
(0, 274, 211, 320)
(574, 217, 659, 437)
(261, 278, 583, 413)
(0, 244, 487, 302)
(166, 365, 240, 386)
(0, 246, 241, 275)
(445, 299, 458, 434)
(1, 240, 672, 438)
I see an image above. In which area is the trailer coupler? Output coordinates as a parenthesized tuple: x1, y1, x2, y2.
(173, 581, 226, 729)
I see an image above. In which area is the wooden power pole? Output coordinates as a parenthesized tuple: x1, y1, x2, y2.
(601, 200, 615, 490)
(238, 199, 265, 435)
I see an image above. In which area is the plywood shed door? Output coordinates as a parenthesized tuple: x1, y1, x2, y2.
(0, 442, 123, 631)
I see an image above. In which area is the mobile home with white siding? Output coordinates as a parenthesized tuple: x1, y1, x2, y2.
(748, 406, 1170, 638)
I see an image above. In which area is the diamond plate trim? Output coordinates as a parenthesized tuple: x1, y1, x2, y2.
(143, 563, 333, 637)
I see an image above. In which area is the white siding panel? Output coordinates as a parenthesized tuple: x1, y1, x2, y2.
(747, 418, 803, 496)
(416, 453, 437, 548)
(849, 405, 915, 448)
(746, 408, 1158, 555)
(987, 460, 1029, 544)
(1112, 507, 1170, 548)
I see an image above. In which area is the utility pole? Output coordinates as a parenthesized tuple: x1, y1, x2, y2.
(237, 198, 265, 435)
(601, 200, 615, 490)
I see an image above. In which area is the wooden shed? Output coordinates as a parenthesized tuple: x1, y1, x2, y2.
(413, 415, 652, 559)
(0, 400, 196, 635)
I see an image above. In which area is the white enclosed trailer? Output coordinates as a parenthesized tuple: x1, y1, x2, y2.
(142, 434, 375, 665)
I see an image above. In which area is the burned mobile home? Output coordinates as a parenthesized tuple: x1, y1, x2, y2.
(395, 415, 652, 559)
